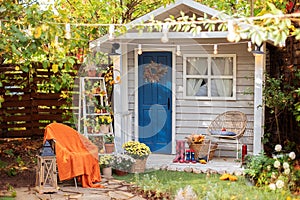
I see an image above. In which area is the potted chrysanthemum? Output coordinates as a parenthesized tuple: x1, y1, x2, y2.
(99, 155, 113, 177)
(111, 153, 136, 175)
(122, 141, 151, 173)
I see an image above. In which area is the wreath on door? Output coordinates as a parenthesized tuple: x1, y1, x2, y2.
(144, 61, 168, 83)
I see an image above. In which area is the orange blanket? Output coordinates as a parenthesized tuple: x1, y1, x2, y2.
(43, 123, 104, 188)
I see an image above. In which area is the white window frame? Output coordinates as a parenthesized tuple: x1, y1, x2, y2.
(183, 54, 236, 100)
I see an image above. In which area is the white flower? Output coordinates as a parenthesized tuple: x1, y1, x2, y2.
(282, 162, 290, 169)
(275, 144, 282, 152)
(283, 162, 289, 170)
(274, 160, 281, 168)
(275, 180, 284, 189)
(269, 183, 276, 190)
(289, 152, 296, 160)
(284, 168, 291, 175)
(175, 185, 197, 200)
(267, 165, 271, 171)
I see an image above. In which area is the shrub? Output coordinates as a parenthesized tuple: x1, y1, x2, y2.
(245, 144, 297, 191)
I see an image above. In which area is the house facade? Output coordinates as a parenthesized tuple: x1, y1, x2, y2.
(91, 0, 265, 157)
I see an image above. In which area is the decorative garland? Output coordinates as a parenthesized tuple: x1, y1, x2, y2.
(144, 61, 168, 83)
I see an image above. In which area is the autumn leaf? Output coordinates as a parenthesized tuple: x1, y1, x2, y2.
(52, 64, 59, 73)
(34, 26, 42, 39)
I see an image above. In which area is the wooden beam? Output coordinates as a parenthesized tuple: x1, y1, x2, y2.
(253, 47, 265, 155)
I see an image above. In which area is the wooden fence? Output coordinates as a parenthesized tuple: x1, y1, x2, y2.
(0, 63, 79, 138)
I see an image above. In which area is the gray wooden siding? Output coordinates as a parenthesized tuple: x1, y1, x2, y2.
(126, 39, 255, 157)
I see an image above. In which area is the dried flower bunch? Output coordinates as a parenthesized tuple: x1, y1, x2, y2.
(122, 141, 151, 159)
(186, 134, 205, 145)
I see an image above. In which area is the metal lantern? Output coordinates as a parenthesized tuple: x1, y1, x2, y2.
(108, 43, 120, 65)
(35, 140, 58, 194)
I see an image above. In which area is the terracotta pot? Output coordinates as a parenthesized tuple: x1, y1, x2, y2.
(104, 143, 114, 153)
(102, 167, 112, 177)
(87, 126, 93, 134)
(100, 124, 110, 133)
(114, 169, 128, 176)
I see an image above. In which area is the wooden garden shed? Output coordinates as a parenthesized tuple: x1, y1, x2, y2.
(90, 0, 265, 157)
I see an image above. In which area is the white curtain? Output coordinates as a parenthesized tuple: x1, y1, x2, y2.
(211, 58, 233, 97)
(186, 58, 208, 96)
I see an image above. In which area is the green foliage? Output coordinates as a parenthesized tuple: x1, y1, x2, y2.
(104, 134, 114, 144)
(0, 160, 8, 169)
(293, 88, 300, 124)
(263, 74, 294, 114)
(245, 144, 298, 191)
(7, 167, 17, 177)
(3, 149, 14, 157)
(159, 2, 298, 46)
(16, 156, 25, 167)
(244, 152, 274, 185)
(263, 73, 296, 143)
(197, 0, 251, 17)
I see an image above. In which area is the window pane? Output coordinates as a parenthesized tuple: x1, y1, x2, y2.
(211, 57, 233, 76)
(186, 57, 208, 75)
(186, 78, 207, 96)
(211, 79, 233, 97)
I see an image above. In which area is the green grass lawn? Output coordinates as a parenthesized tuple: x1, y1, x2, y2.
(113, 170, 297, 200)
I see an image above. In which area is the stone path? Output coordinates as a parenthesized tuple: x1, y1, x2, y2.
(10, 154, 244, 199)
(14, 176, 146, 200)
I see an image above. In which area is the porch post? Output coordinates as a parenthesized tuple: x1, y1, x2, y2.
(112, 49, 122, 153)
(253, 47, 265, 155)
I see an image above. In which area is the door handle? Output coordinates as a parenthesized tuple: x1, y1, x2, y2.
(167, 98, 170, 110)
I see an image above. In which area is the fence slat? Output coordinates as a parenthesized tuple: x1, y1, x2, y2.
(0, 63, 79, 138)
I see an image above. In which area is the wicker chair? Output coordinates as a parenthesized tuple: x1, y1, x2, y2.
(206, 111, 247, 159)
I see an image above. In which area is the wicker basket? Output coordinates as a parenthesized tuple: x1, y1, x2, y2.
(189, 140, 218, 160)
(208, 143, 218, 160)
(130, 158, 147, 173)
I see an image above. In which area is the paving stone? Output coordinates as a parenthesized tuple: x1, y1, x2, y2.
(192, 168, 201, 174)
(118, 186, 130, 191)
(234, 171, 243, 176)
(105, 184, 123, 189)
(108, 179, 124, 184)
(130, 195, 147, 200)
(108, 190, 135, 199)
(184, 167, 193, 173)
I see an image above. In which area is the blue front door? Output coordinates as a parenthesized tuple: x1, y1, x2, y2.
(138, 52, 172, 154)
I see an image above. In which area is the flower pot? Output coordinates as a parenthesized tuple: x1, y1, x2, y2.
(114, 169, 128, 176)
(104, 143, 114, 154)
(100, 124, 110, 133)
(130, 158, 147, 173)
(102, 167, 112, 177)
(87, 126, 93, 134)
